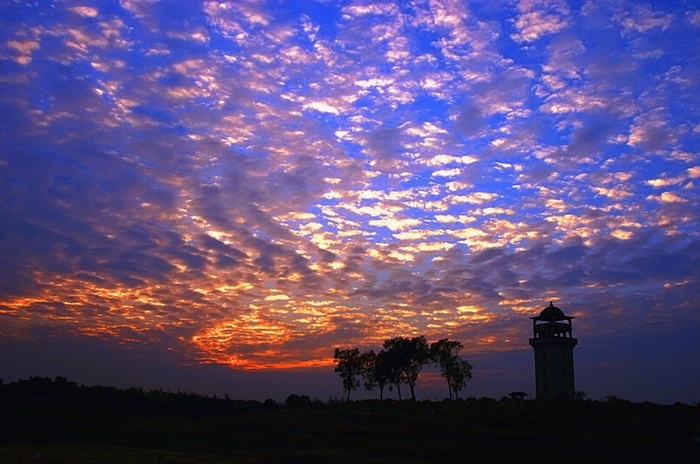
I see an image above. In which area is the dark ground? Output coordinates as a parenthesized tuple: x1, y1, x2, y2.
(1, 379, 698, 463)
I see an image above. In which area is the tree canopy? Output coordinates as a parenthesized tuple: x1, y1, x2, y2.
(333, 347, 363, 401)
(430, 338, 473, 400)
(333, 335, 473, 401)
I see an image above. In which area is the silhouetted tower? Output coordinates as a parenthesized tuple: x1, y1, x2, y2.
(529, 302, 577, 399)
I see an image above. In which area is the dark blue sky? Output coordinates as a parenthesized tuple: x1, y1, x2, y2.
(1, 0, 699, 403)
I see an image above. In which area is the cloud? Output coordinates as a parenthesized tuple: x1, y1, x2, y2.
(303, 100, 343, 115)
(511, 0, 570, 43)
(70, 6, 100, 18)
(0, 1, 698, 407)
(619, 5, 673, 34)
(6, 39, 40, 65)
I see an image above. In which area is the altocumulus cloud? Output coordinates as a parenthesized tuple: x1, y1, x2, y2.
(0, 0, 698, 402)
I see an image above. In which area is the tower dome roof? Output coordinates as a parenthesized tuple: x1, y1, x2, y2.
(537, 302, 568, 320)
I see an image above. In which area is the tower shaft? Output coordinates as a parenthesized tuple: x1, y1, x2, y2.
(529, 302, 577, 399)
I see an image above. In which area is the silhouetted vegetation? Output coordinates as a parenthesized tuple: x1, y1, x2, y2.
(333, 347, 364, 401)
(1, 376, 699, 463)
(430, 338, 473, 400)
(334, 336, 473, 401)
(0, 376, 274, 417)
(284, 393, 313, 407)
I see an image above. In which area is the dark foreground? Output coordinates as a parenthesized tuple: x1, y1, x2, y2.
(1, 389, 698, 463)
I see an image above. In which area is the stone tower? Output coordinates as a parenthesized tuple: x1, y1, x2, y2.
(529, 302, 577, 399)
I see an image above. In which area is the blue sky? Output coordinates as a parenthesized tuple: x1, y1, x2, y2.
(1, 0, 699, 403)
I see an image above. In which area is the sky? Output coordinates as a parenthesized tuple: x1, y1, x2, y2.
(1, 0, 699, 404)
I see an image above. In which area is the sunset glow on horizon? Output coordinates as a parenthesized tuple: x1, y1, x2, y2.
(1, 0, 698, 403)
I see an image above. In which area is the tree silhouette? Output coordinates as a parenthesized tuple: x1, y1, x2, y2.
(372, 348, 395, 401)
(383, 336, 430, 401)
(430, 338, 473, 400)
(357, 349, 384, 399)
(285, 393, 311, 407)
(334, 335, 472, 401)
(379, 338, 406, 400)
(449, 358, 473, 400)
(333, 347, 363, 401)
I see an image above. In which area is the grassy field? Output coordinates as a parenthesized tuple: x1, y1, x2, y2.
(1, 397, 699, 463)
